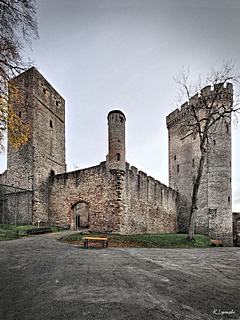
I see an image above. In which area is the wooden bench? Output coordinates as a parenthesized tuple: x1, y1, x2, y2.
(211, 239, 223, 247)
(82, 236, 108, 248)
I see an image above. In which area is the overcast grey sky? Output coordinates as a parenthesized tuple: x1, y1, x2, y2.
(1, 0, 240, 210)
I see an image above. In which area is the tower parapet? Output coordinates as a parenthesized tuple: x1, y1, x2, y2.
(166, 83, 233, 129)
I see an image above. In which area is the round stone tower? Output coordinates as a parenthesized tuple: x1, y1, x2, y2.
(107, 110, 126, 172)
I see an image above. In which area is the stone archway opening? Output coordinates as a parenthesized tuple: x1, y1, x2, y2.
(73, 202, 89, 230)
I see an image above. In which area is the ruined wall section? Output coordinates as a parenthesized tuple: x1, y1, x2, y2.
(122, 164, 178, 234)
(0, 183, 32, 225)
(48, 162, 124, 232)
(167, 84, 233, 245)
(5, 191, 32, 225)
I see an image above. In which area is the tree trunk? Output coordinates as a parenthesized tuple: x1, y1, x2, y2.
(188, 147, 207, 241)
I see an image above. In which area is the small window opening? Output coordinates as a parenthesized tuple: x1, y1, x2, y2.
(50, 170, 55, 182)
(228, 196, 231, 203)
(177, 164, 179, 173)
(19, 111, 22, 118)
(174, 155, 176, 160)
(50, 120, 53, 128)
(56, 100, 59, 106)
(117, 153, 121, 161)
(43, 88, 46, 94)
(192, 159, 195, 168)
(213, 139, 216, 145)
(50, 170, 55, 177)
(226, 124, 229, 133)
(208, 208, 217, 216)
(118, 139, 120, 143)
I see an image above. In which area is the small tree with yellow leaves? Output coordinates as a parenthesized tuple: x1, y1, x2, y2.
(0, 0, 38, 150)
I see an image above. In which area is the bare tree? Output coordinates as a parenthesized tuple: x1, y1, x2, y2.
(175, 63, 240, 240)
(0, 0, 38, 149)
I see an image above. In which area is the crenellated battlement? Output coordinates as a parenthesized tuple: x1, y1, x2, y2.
(126, 163, 178, 206)
(166, 83, 233, 129)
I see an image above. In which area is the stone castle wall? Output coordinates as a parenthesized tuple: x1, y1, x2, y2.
(48, 162, 121, 231)
(5, 191, 32, 225)
(0, 183, 32, 225)
(48, 160, 178, 234)
(122, 164, 178, 234)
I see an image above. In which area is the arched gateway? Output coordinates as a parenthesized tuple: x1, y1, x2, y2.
(73, 202, 89, 229)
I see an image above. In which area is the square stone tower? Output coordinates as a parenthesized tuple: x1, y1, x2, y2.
(7, 67, 66, 223)
(166, 84, 233, 245)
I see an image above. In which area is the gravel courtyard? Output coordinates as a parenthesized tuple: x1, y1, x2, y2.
(0, 232, 239, 320)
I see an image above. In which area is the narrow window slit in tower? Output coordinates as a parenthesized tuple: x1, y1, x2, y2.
(50, 170, 55, 177)
(50, 170, 55, 182)
(117, 153, 121, 161)
(174, 155, 176, 160)
(177, 164, 179, 173)
(50, 120, 53, 128)
(228, 196, 230, 203)
(192, 159, 195, 168)
(19, 111, 22, 118)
